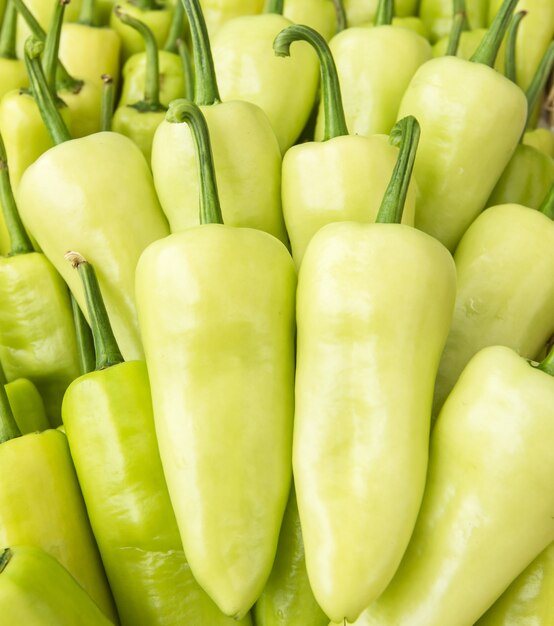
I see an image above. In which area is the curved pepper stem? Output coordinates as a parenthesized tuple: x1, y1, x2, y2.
(65, 252, 124, 371)
(71, 294, 96, 376)
(100, 74, 114, 131)
(0, 0, 17, 58)
(181, 0, 221, 106)
(265, 0, 284, 15)
(0, 383, 21, 444)
(0, 134, 34, 256)
(332, 0, 347, 32)
(24, 37, 72, 146)
(166, 99, 224, 226)
(374, 0, 393, 27)
(446, 7, 466, 56)
(470, 0, 518, 67)
(43, 0, 69, 95)
(176, 38, 194, 100)
(504, 11, 526, 83)
(525, 41, 554, 128)
(274, 24, 348, 141)
(538, 179, 554, 220)
(376, 116, 420, 224)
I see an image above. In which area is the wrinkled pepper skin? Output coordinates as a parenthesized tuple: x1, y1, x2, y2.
(0, 546, 115, 626)
(0, 429, 117, 622)
(397, 56, 527, 251)
(136, 226, 296, 618)
(419, 0, 489, 42)
(200, 0, 265, 36)
(5, 378, 49, 434)
(348, 346, 554, 626)
(254, 485, 328, 626)
(432, 204, 554, 416)
(17, 132, 169, 361)
(63, 360, 250, 626)
(295, 222, 456, 623)
(475, 542, 554, 626)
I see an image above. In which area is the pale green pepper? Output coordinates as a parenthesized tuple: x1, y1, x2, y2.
(420, 0, 489, 42)
(200, 0, 265, 36)
(343, 0, 418, 25)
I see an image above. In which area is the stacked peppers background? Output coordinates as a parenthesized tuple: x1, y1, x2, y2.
(0, 0, 552, 624)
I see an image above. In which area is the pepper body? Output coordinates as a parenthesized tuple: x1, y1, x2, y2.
(295, 222, 456, 623)
(136, 225, 296, 618)
(343, 0, 418, 25)
(0, 429, 117, 622)
(432, 203, 554, 417)
(5, 378, 49, 434)
(0, 58, 28, 100)
(283, 0, 338, 41)
(419, 0, 489, 42)
(523, 128, 554, 157)
(112, 106, 166, 163)
(0, 546, 115, 626)
(432, 28, 488, 59)
(17, 131, 169, 361)
(397, 55, 527, 252)
(349, 346, 554, 626)
(200, 0, 265, 36)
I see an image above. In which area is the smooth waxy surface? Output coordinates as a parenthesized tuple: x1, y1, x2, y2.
(432, 29, 488, 59)
(284, 0, 337, 42)
(112, 106, 166, 164)
(0, 58, 28, 100)
(200, 0, 265, 36)
(523, 128, 554, 157)
(295, 222, 456, 623)
(5, 378, 49, 434)
(420, 0, 489, 42)
(136, 225, 296, 619)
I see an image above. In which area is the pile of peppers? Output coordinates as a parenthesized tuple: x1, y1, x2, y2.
(0, 0, 553, 623)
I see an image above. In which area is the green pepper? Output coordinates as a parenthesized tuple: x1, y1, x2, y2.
(0, 0, 28, 101)
(313, 0, 432, 140)
(0, 387, 117, 622)
(397, 0, 527, 252)
(294, 115, 456, 624)
(151, 0, 287, 243)
(210, 0, 320, 153)
(136, 100, 296, 619)
(523, 127, 554, 157)
(347, 345, 554, 626)
(5, 378, 50, 434)
(275, 24, 416, 267)
(283, 0, 344, 41)
(0, 546, 115, 625)
(200, 0, 265, 36)
(343, 0, 417, 25)
(0, 132, 80, 426)
(16, 37, 169, 361)
(420, 0, 489, 42)
(432, 29, 487, 59)
(62, 251, 252, 626)
(475, 542, 554, 625)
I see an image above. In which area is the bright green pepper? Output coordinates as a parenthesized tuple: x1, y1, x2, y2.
(62, 252, 252, 626)
(294, 116, 456, 624)
(200, 0, 265, 36)
(397, 0, 527, 252)
(0, 546, 115, 625)
(5, 378, 49, 433)
(136, 100, 296, 619)
(475, 542, 554, 625)
(0, 0, 28, 100)
(276, 24, 416, 267)
(16, 38, 169, 361)
(210, 0, 320, 153)
(420, 0, 489, 42)
(151, 0, 287, 243)
(314, 0, 432, 140)
(347, 345, 554, 626)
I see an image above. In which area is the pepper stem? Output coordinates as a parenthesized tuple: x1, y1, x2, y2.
(265, 0, 284, 14)
(332, 0, 347, 32)
(176, 38, 194, 100)
(454, 0, 470, 30)
(181, 0, 221, 106)
(525, 41, 554, 128)
(78, 0, 96, 26)
(504, 11, 526, 83)
(166, 99, 223, 225)
(0, 0, 17, 58)
(538, 179, 554, 220)
(470, 0, 518, 67)
(0, 383, 21, 444)
(43, 0, 69, 95)
(376, 116, 420, 224)
(164, 0, 184, 52)
(0, 549, 11, 574)
(535, 339, 554, 376)
(65, 252, 124, 371)
(446, 9, 466, 56)
(71, 293, 96, 375)
(374, 0, 393, 27)
(100, 74, 114, 131)
(0, 134, 34, 255)
(24, 38, 72, 146)
(274, 24, 348, 141)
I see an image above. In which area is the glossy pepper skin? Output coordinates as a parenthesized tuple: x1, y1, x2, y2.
(432, 28, 487, 59)
(200, 0, 264, 36)
(397, 0, 527, 252)
(348, 346, 554, 626)
(63, 255, 251, 626)
(523, 128, 554, 157)
(283, 0, 340, 42)
(419, 0, 489, 42)
(0, 546, 115, 625)
(137, 101, 296, 619)
(294, 117, 456, 623)
(343, 0, 417, 25)
(5, 378, 50, 434)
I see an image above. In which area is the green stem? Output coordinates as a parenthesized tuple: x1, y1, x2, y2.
(181, 0, 221, 106)
(100, 74, 114, 131)
(24, 38, 72, 146)
(43, 0, 68, 96)
(446, 10, 466, 56)
(0, 0, 17, 58)
(470, 0, 518, 67)
(71, 293, 96, 375)
(274, 24, 348, 141)
(538, 179, 554, 220)
(0, 383, 21, 444)
(536, 340, 554, 376)
(166, 99, 223, 225)
(0, 134, 34, 255)
(374, 0, 393, 27)
(505, 10, 526, 83)
(65, 252, 124, 371)
(525, 41, 554, 128)
(176, 38, 194, 101)
(376, 116, 420, 224)
(115, 6, 161, 107)
(332, 0, 347, 32)
(164, 0, 184, 52)
(78, 0, 96, 26)
(132, 0, 156, 11)
(0, 549, 11, 574)
(265, 0, 284, 14)
(454, 0, 470, 30)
